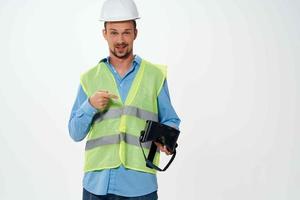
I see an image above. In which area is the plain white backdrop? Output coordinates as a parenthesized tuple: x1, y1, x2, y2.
(0, 0, 299, 199)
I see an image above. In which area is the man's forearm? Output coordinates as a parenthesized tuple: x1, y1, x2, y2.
(68, 99, 97, 142)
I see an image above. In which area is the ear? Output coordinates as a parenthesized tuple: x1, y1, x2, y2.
(102, 29, 107, 40)
(134, 29, 138, 40)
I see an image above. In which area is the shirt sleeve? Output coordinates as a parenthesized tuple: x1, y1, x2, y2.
(157, 80, 181, 130)
(68, 85, 98, 142)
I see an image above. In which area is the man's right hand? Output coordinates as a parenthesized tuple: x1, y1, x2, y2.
(89, 90, 118, 112)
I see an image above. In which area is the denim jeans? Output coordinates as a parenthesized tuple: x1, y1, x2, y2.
(83, 188, 158, 200)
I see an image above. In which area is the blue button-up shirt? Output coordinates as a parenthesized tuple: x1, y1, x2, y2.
(68, 55, 180, 197)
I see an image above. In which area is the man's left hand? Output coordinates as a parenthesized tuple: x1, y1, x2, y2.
(154, 142, 172, 155)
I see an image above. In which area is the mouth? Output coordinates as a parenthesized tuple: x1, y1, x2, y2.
(115, 44, 127, 51)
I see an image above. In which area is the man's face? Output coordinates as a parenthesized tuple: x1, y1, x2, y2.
(103, 21, 137, 59)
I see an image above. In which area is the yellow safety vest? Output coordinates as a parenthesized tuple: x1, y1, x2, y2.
(80, 59, 166, 174)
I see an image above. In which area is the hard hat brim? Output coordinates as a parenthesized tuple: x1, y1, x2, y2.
(99, 17, 140, 22)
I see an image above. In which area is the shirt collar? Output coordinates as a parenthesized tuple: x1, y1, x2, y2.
(100, 55, 142, 66)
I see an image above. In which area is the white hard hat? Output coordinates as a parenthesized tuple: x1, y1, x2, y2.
(99, 0, 140, 22)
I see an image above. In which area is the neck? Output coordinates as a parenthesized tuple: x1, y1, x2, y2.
(109, 53, 135, 77)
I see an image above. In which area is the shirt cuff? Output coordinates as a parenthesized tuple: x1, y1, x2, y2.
(162, 122, 180, 131)
(79, 99, 98, 117)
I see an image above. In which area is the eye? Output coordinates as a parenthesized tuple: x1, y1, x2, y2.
(111, 31, 118, 35)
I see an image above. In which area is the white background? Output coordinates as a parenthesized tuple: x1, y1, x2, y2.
(0, 0, 299, 199)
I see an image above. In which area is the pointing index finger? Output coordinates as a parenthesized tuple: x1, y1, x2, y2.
(108, 93, 118, 99)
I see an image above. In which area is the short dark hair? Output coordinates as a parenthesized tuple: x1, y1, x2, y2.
(104, 20, 137, 30)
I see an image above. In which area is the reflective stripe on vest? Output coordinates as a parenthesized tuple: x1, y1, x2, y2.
(85, 132, 159, 152)
(93, 105, 158, 123)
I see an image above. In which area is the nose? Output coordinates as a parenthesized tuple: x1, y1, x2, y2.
(116, 34, 125, 44)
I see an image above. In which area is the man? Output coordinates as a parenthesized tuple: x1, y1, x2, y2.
(68, 0, 180, 199)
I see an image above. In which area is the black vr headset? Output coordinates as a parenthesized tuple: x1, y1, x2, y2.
(139, 120, 180, 171)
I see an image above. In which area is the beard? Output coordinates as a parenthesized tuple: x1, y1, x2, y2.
(110, 43, 132, 59)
